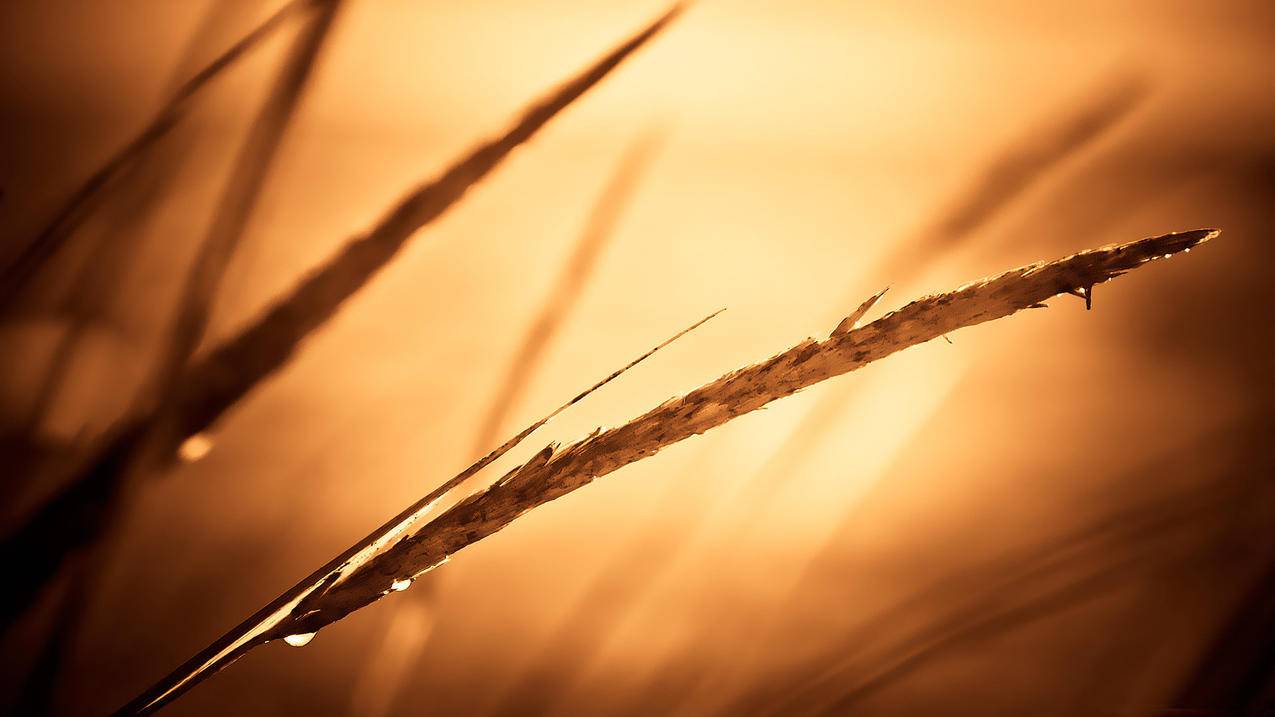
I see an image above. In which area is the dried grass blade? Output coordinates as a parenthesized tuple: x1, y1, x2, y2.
(277, 230, 1216, 639)
(117, 229, 1213, 717)
(112, 306, 715, 715)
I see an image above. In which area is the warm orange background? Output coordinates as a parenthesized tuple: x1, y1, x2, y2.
(1, 1, 1273, 715)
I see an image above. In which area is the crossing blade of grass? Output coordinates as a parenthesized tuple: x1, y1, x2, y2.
(166, 4, 683, 446)
(117, 229, 1215, 715)
(113, 309, 718, 716)
(0, 0, 313, 308)
(0, 1, 682, 636)
(0, 0, 344, 638)
(19, 0, 277, 434)
(470, 128, 666, 460)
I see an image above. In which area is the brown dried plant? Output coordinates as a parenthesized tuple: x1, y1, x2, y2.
(117, 228, 1218, 714)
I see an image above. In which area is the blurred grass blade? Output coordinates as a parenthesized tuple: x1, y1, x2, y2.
(143, 0, 344, 456)
(471, 128, 666, 459)
(873, 74, 1148, 283)
(167, 4, 683, 446)
(19, 0, 278, 433)
(0, 0, 312, 308)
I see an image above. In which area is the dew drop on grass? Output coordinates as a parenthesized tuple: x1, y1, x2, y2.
(283, 632, 316, 648)
(178, 434, 214, 462)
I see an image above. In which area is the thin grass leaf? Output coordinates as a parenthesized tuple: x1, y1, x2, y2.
(119, 229, 1216, 715)
(471, 128, 666, 459)
(114, 308, 718, 716)
(829, 286, 889, 336)
(0, 0, 313, 308)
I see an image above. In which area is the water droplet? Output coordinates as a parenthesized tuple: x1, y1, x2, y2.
(390, 578, 412, 592)
(283, 632, 316, 647)
(178, 434, 213, 462)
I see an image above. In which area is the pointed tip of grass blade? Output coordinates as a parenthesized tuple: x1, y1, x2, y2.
(830, 287, 889, 337)
(1146, 228, 1219, 254)
(555, 306, 724, 412)
(1189, 228, 1221, 245)
(1092, 228, 1218, 280)
(1155, 228, 1219, 251)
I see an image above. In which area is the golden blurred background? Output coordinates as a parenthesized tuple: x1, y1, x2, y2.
(1, 0, 1273, 715)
